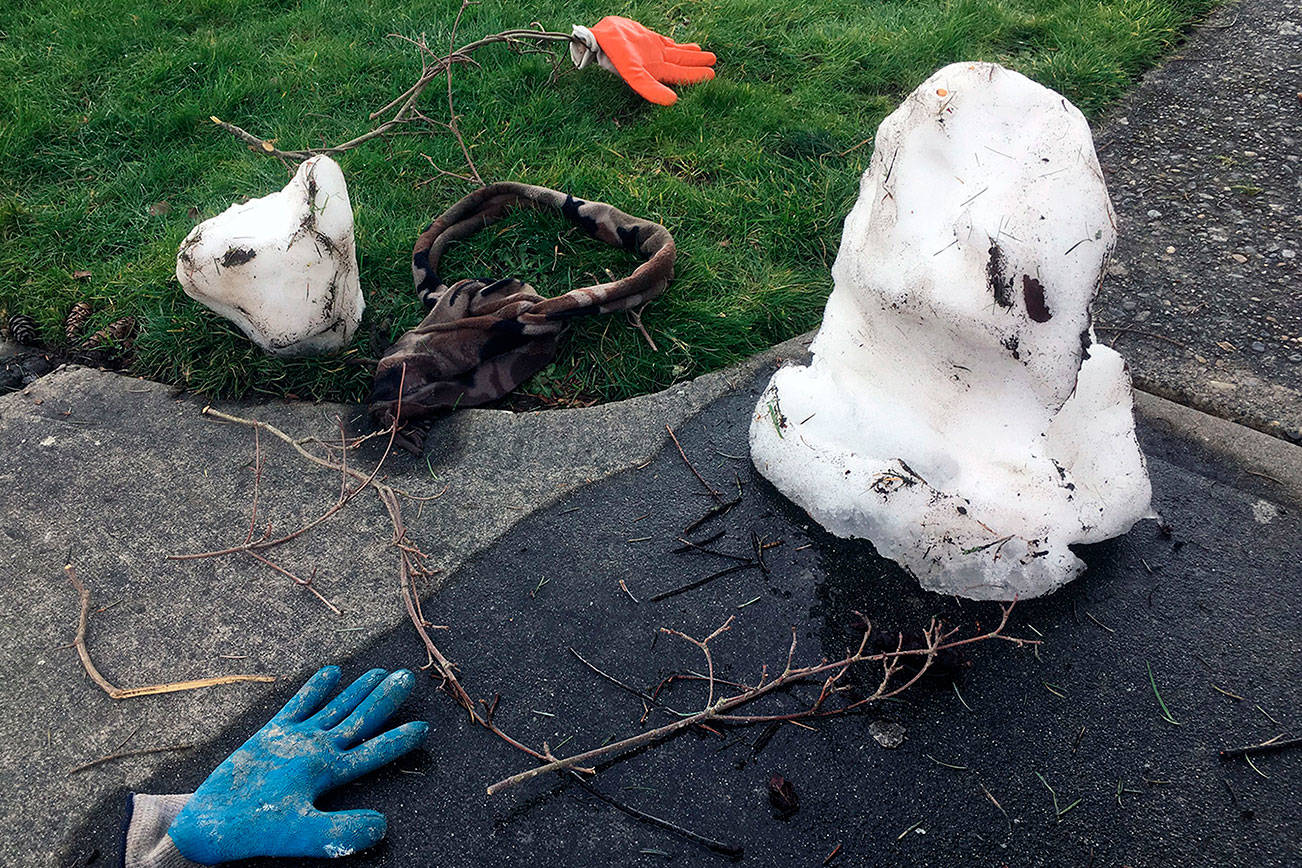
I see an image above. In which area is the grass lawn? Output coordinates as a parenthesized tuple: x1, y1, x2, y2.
(0, 0, 1216, 406)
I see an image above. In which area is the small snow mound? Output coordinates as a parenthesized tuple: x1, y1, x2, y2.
(177, 155, 363, 356)
(750, 62, 1153, 600)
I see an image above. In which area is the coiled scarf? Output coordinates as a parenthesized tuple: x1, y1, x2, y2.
(369, 182, 676, 426)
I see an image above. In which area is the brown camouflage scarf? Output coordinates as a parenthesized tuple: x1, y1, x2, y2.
(369, 182, 676, 427)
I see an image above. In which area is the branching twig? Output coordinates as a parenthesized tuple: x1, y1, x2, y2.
(192, 369, 555, 769)
(627, 305, 659, 352)
(214, 21, 577, 171)
(486, 601, 1032, 796)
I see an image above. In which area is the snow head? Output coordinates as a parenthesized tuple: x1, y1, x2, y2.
(750, 62, 1153, 600)
(177, 155, 364, 356)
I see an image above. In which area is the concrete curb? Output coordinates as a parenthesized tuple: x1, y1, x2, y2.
(1134, 388, 1302, 507)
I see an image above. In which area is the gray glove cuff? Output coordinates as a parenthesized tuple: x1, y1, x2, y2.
(124, 794, 202, 868)
(570, 25, 617, 74)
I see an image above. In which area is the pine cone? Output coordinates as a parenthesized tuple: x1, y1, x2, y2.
(64, 301, 93, 341)
(7, 314, 40, 346)
(82, 316, 138, 351)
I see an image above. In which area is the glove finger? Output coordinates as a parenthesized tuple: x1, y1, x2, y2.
(609, 58, 678, 105)
(658, 33, 701, 50)
(333, 720, 430, 785)
(663, 46, 716, 67)
(275, 666, 341, 723)
(330, 669, 417, 745)
(656, 63, 716, 85)
(307, 668, 388, 729)
(294, 808, 388, 858)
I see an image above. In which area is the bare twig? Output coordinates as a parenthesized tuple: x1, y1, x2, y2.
(666, 425, 723, 502)
(243, 551, 342, 616)
(647, 562, 758, 603)
(68, 743, 195, 775)
(568, 646, 668, 712)
(215, 24, 577, 167)
(570, 771, 743, 857)
(65, 565, 274, 699)
(444, 1, 483, 185)
(487, 602, 1031, 795)
(627, 305, 659, 352)
(1220, 735, 1301, 760)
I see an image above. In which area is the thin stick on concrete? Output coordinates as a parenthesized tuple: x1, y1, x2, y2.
(65, 565, 274, 699)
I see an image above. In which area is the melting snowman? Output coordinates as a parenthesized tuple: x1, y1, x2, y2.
(750, 62, 1153, 600)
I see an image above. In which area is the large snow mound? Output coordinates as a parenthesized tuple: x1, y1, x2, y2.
(177, 155, 363, 356)
(750, 62, 1153, 600)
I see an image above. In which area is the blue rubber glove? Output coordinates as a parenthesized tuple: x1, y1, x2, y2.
(167, 666, 428, 864)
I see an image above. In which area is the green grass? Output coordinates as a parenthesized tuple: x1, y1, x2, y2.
(0, 0, 1216, 405)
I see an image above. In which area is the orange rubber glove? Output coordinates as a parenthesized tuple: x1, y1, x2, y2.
(570, 16, 716, 106)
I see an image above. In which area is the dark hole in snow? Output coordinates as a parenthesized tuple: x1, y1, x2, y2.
(1022, 274, 1052, 322)
(1002, 333, 1021, 360)
(986, 242, 1014, 308)
(220, 247, 257, 268)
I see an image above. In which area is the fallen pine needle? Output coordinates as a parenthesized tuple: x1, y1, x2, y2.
(925, 753, 968, 770)
(1211, 683, 1245, 701)
(897, 820, 923, 840)
(1085, 611, 1115, 633)
(1245, 755, 1269, 779)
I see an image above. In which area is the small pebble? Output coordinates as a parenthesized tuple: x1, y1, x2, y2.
(1251, 341, 1267, 353)
(1288, 353, 1302, 363)
(1122, 300, 1138, 311)
(1147, 209, 1162, 219)
(1230, 253, 1248, 263)
(1166, 246, 1175, 254)
(1282, 250, 1296, 259)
